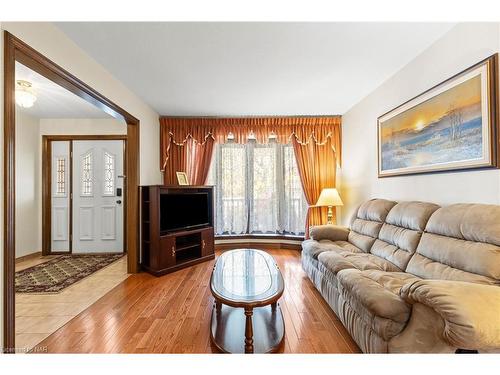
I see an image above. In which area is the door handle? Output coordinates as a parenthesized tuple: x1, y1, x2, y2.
(116, 200, 122, 204)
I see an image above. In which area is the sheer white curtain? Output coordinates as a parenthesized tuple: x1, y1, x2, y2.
(282, 145, 309, 234)
(213, 143, 247, 234)
(208, 140, 307, 235)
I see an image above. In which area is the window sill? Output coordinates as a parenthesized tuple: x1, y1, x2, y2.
(214, 234, 304, 251)
(215, 234, 304, 241)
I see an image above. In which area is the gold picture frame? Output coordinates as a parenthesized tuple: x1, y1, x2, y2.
(378, 54, 499, 177)
(176, 171, 189, 185)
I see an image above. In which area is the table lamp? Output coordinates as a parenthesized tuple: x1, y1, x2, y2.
(316, 188, 343, 224)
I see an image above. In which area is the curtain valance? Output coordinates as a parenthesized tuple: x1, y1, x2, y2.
(160, 116, 342, 170)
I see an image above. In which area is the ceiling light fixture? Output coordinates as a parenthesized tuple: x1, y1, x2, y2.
(15, 80, 37, 108)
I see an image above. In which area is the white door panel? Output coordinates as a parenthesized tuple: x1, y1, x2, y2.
(72, 140, 124, 253)
(52, 206, 68, 242)
(78, 206, 94, 241)
(51, 141, 70, 252)
(101, 206, 117, 240)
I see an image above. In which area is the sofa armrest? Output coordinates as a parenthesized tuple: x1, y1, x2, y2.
(400, 280, 500, 350)
(309, 224, 349, 242)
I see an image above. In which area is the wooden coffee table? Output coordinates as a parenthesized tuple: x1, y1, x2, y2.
(210, 249, 285, 353)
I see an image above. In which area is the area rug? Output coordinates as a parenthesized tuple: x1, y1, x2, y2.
(15, 254, 124, 293)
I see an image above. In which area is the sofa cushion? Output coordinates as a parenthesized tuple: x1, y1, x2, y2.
(337, 269, 419, 340)
(370, 201, 440, 270)
(302, 239, 362, 261)
(424, 203, 500, 245)
(406, 204, 500, 285)
(348, 199, 397, 252)
(357, 199, 398, 223)
(324, 240, 363, 254)
(385, 201, 440, 232)
(310, 224, 349, 242)
(318, 250, 402, 275)
(302, 239, 334, 260)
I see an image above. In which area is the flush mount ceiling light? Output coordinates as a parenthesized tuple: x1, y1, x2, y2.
(15, 80, 37, 108)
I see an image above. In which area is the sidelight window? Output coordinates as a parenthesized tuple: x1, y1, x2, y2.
(55, 157, 66, 196)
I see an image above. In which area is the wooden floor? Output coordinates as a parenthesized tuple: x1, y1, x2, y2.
(36, 249, 360, 353)
(16, 254, 129, 352)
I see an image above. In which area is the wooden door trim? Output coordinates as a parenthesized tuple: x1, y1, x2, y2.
(42, 135, 128, 141)
(3, 31, 141, 352)
(42, 135, 128, 256)
(41, 136, 51, 255)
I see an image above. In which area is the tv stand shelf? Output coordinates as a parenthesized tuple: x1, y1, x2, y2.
(175, 243, 200, 252)
(140, 185, 215, 276)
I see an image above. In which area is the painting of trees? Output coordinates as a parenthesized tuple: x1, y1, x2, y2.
(448, 103, 464, 141)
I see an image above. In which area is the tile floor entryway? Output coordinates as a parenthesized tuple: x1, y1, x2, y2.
(15, 254, 129, 352)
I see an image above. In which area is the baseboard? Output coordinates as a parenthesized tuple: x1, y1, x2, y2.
(15, 251, 42, 264)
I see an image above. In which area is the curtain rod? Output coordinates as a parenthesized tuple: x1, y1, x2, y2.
(159, 114, 341, 119)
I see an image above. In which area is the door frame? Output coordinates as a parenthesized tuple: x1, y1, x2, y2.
(42, 135, 128, 255)
(3, 32, 141, 352)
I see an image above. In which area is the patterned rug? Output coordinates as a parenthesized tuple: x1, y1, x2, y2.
(15, 254, 124, 293)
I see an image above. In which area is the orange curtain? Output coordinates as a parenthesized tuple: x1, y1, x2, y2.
(292, 137, 338, 238)
(160, 116, 341, 171)
(186, 137, 215, 185)
(160, 117, 342, 221)
(163, 140, 187, 185)
(162, 136, 215, 186)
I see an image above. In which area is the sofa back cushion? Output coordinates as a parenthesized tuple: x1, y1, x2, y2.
(370, 201, 440, 270)
(406, 204, 500, 285)
(348, 199, 397, 252)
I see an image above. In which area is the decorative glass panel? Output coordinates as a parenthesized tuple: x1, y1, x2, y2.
(55, 157, 66, 196)
(103, 151, 115, 196)
(81, 151, 93, 196)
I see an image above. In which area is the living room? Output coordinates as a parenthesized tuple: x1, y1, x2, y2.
(2, 1, 500, 373)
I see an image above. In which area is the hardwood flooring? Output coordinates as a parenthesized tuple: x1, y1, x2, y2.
(36, 249, 360, 353)
(15, 255, 129, 352)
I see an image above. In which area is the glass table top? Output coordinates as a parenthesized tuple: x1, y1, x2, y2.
(210, 249, 284, 305)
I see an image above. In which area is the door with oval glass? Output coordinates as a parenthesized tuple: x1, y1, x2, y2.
(72, 140, 124, 253)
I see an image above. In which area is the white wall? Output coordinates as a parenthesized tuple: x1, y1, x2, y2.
(341, 23, 500, 225)
(1, 22, 161, 185)
(39, 118, 127, 136)
(0, 23, 161, 346)
(15, 110, 41, 258)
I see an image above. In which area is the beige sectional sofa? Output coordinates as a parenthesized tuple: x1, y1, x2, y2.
(301, 199, 500, 353)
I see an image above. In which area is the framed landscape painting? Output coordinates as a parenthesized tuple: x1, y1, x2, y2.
(378, 54, 499, 177)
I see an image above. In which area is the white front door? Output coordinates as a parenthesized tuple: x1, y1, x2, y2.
(51, 141, 71, 252)
(72, 140, 124, 253)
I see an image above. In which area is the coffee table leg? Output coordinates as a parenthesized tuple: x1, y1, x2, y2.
(244, 307, 254, 353)
(271, 302, 277, 311)
(215, 300, 222, 316)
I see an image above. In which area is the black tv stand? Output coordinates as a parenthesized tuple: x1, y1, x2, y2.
(140, 185, 215, 276)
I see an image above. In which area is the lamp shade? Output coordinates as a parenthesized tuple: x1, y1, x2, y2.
(316, 188, 343, 207)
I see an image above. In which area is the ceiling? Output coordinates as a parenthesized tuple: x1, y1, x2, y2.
(15, 62, 113, 119)
(56, 22, 455, 116)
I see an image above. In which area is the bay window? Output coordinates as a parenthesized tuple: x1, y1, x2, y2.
(208, 140, 308, 236)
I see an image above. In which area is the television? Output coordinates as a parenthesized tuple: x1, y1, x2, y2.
(160, 192, 210, 233)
